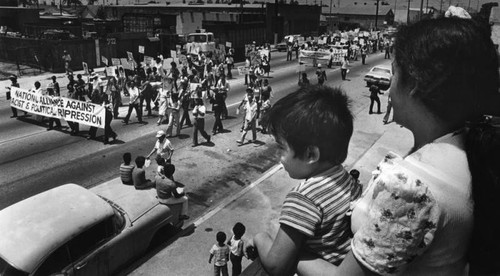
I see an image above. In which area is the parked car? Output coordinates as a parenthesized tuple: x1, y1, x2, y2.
(364, 65, 392, 88)
(0, 183, 184, 276)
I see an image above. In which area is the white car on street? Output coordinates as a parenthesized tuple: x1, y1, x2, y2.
(364, 65, 392, 88)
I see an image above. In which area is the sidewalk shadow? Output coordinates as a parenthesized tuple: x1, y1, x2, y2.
(177, 133, 190, 140)
(186, 192, 210, 207)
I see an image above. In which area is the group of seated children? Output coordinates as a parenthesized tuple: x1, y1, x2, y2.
(120, 152, 189, 221)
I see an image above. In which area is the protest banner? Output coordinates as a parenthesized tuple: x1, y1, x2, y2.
(82, 62, 89, 75)
(10, 87, 106, 128)
(298, 50, 329, 66)
(111, 58, 121, 66)
(101, 56, 108, 66)
(105, 66, 116, 77)
(138, 45, 145, 54)
(225, 41, 232, 48)
(170, 50, 177, 59)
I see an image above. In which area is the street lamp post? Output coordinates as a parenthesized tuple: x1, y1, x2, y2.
(407, 0, 411, 23)
(375, 0, 380, 30)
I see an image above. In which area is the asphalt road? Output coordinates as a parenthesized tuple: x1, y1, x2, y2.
(0, 51, 388, 213)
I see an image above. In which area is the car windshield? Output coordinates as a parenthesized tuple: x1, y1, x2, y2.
(0, 258, 28, 276)
(372, 67, 391, 74)
(188, 34, 207, 43)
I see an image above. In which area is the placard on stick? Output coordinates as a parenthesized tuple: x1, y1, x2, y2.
(101, 56, 108, 66)
(127, 51, 134, 61)
(138, 45, 145, 54)
(111, 58, 121, 66)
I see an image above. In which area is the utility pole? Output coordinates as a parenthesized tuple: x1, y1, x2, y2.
(407, 0, 411, 23)
(375, 0, 380, 30)
(467, 0, 471, 10)
(440, 0, 443, 12)
(420, 0, 424, 20)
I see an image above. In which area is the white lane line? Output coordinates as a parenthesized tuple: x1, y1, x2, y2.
(193, 163, 283, 227)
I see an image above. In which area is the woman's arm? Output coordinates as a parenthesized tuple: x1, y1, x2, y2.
(297, 251, 376, 276)
(254, 224, 305, 276)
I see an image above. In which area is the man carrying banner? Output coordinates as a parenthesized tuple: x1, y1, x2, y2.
(6, 75, 26, 118)
(66, 75, 80, 135)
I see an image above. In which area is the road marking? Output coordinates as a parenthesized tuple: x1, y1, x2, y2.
(193, 164, 283, 227)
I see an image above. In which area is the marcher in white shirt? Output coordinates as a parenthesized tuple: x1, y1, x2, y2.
(122, 81, 142, 124)
(191, 98, 211, 147)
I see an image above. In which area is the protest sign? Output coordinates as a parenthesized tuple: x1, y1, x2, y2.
(105, 66, 116, 77)
(82, 62, 89, 75)
(237, 66, 248, 75)
(249, 51, 261, 66)
(138, 45, 145, 54)
(189, 83, 201, 92)
(163, 58, 173, 70)
(101, 56, 108, 66)
(259, 49, 270, 59)
(127, 51, 134, 61)
(120, 58, 132, 70)
(178, 54, 188, 67)
(143, 56, 153, 66)
(10, 87, 106, 128)
(111, 58, 121, 66)
(170, 50, 177, 59)
(117, 65, 126, 78)
(226, 41, 232, 48)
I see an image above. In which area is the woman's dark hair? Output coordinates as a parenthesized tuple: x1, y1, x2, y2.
(465, 118, 500, 274)
(394, 17, 499, 123)
(262, 85, 353, 164)
(396, 18, 500, 274)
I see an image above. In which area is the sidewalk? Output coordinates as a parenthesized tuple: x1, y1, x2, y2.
(120, 92, 413, 275)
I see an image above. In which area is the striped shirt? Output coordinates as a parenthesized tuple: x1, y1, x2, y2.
(279, 165, 362, 264)
(210, 244, 229, 267)
(120, 163, 135, 185)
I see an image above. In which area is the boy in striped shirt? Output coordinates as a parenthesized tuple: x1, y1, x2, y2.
(252, 85, 362, 275)
(120, 152, 135, 185)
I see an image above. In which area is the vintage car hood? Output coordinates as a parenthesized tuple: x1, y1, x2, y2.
(91, 182, 164, 223)
(0, 184, 114, 274)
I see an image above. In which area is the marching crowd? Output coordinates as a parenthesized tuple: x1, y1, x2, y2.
(6, 44, 277, 147)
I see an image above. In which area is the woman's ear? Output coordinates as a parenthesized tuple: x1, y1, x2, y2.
(306, 146, 321, 164)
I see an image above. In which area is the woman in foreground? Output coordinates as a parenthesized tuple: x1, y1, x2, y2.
(297, 11, 500, 276)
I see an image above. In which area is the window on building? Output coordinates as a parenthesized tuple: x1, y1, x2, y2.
(230, 14, 234, 21)
(203, 12, 206, 20)
(216, 13, 220, 21)
(190, 12, 194, 23)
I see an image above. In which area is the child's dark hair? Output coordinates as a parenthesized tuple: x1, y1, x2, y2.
(261, 85, 353, 164)
(135, 156, 146, 168)
(216, 231, 226, 245)
(123, 152, 132, 164)
(232, 222, 246, 239)
(164, 163, 175, 178)
(155, 155, 165, 166)
(349, 169, 360, 180)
